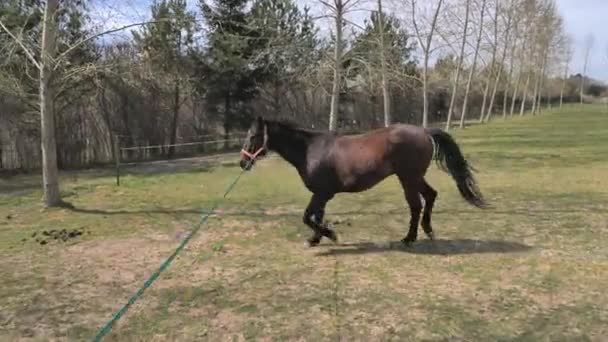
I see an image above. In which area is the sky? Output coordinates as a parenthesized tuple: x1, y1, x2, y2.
(90, 0, 608, 82)
(555, 0, 607, 81)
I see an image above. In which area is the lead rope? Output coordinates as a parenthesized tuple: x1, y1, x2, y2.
(93, 161, 250, 341)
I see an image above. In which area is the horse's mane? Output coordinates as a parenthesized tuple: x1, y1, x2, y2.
(265, 119, 326, 136)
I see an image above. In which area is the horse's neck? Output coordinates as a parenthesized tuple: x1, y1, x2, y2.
(267, 122, 314, 170)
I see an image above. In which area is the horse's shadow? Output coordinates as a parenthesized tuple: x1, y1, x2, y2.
(316, 238, 533, 256)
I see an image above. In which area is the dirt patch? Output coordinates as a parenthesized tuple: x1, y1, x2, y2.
(24, 227, 89, 246)
(63, 235, 178, 287)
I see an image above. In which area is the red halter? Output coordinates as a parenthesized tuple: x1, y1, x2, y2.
(240, 123, 268, 162)
(240, 146, 266, 161)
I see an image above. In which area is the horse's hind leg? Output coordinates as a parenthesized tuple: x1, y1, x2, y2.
(303, 193, 337, 247)
(420, 179, 438, 240)
(398, 175, 422, 244)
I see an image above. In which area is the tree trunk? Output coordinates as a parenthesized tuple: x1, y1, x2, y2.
(560, 70, 567, 108)
(535, 50, 548, 114)
(485, 64, 504, 122)
(224, 94, 231, 149)
(509, 36, 529, 117)
(509, 70, 522, 116)
(479, 0, 499, 123)
(503, 34, 517, 118)
(580, 47, 589, 105)
(168, 77, 180, 159)
(328, 1, 343, 131)
(377, 0, 391, 127)
(422, 55, 429, 128)
(460, 0, 486, 129)
(519, 72, 531, 116)
(424, 0, 443, 128)
(479, 71, 493, 123)
(531, 70, 540, 114)
(446, 0, 470, 131)
(40, 0, 62, 207)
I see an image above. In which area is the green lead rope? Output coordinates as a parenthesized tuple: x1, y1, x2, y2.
(93, 168, 248, 341)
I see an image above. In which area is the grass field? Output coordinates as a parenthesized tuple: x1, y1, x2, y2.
(1, 105, 608, 341)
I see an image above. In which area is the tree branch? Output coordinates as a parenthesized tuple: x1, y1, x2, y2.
(0, 19, 41, 70)
(54, 19, 175, 70)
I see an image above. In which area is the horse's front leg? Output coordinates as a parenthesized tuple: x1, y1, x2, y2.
(303, 193, 337, 247)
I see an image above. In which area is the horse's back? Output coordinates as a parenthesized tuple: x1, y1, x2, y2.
(304, 124, 433, 193)
(387, 124, 434, 173)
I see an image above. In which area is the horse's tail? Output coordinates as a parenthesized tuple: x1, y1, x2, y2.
(426, 128, 487, 208)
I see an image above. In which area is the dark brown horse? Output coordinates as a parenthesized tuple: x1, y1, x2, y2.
(239, 117, 486, 247)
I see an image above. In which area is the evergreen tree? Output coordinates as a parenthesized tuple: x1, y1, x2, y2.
(133, 0, 196, 158)
(195, 0, 263, 139)
(347, 11, 417, 124)
(349, 11, 416, 80)
(249, 0, 320, 117)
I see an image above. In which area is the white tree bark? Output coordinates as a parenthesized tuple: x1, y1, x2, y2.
(479, 0, 499, 123)
(518, 16, 537, 116)
(459, 0, 487, 129)
(503, 38, 517, 118)
(377, 0, 391, 127)
(530, 59, 541, 114)
(411, 0, 444, 128)
(328, 0, 343, 131)
(502, 5, 520, 119)
(509, 34, 528, 117)
(446, 0, 471, 131)
(560, 44, 572, 108)
(534, 49, 548, 114)
(580, 34, 594, 105)
(40, 0, 62, 207)
(485, 1, 514, 122)
(519, 72, 531, 116)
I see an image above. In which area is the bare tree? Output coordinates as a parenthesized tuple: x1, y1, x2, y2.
(580, 33, 594, 104)
(39, 0, 61, 207)
(0, 5, 172, 206)
(484, 0, 515, 122)
(531, 2, 550, 114)
(459, 0, 487, 129)
(0, 0, 63, 207)
(445, 0, 471, 131)
(559, 37, 573, 108)
(509, 20, 527, 117)
(409, 0, 444, 128)
(502, 16, 518, 119)
(377, 0, 391, 126)
(534, 4, 562, 114)
(317, 0, 362, 131)
(517, 2, 542, 117)
(478, 0, 499, 123)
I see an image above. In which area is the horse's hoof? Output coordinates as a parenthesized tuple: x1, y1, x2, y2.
(425, 231, 435, 240)
(325, 229, 338, 244)
(401, 236, 417, 246)
(307, 237, 321, 247)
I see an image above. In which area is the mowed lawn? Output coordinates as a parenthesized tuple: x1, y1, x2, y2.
(1, 105, 608, 341)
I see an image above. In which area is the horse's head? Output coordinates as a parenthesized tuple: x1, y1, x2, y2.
(240, 116, 268, 171)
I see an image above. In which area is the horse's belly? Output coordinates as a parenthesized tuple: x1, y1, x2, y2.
(340, 167, 393, 192)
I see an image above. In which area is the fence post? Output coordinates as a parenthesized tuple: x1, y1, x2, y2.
(113, 135, 120, 186)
